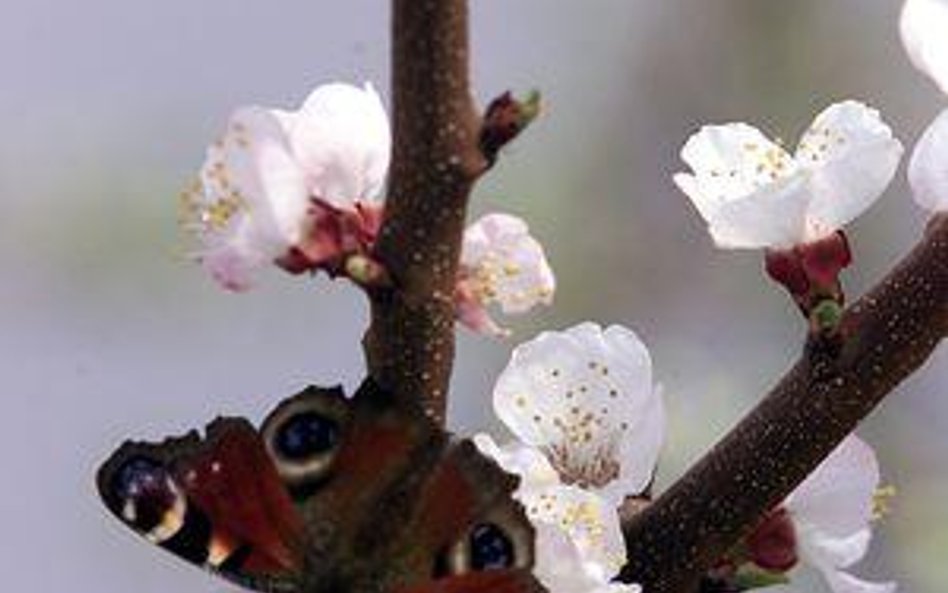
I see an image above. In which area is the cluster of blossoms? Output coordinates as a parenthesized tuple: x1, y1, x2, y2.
(175, 1, 948, 589)
(646, 0, 948, 588)
(180, 83, 554, 337)
(478, 323, 892, 593)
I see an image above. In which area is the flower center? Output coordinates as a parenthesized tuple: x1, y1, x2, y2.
(543, 441, 620, 491)
(467, 254, 518, 303)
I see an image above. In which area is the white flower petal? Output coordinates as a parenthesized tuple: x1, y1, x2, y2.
(472, 434, 560, 490)
(460, 213, 556, 316)
(676, 102, 902, 249)
(521, 484, 627, 582)
(822, 569, 897, 593)
(232, 108, 313, 246)
(199, 233, 269, 292)
(783, 437, 896, 593)
(533, 521, 641, 593)
(184, 107, 308, 291)
(674, 122, 811, 248)
(493, 323, 663, 501)
(908, 108, 948, 211)
(703, 173, 811, 249)
(608, 383, 665, 505)
(476, 437, 642, 591)
(676, 123, 799, 218)
(531, 521, 605, 593)
(901, 0, 948, 95)
(799, 527, 871, 571)
(455, 298, 512, 338)
(786, 435, 880, 539)
(288, 82, 391, 205)
(796, 101, 902, 241)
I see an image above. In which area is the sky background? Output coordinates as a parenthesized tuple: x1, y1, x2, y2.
(2, 1, 946, 591)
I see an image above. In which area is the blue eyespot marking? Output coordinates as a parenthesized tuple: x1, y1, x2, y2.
(275, 412, 340, 461)
(469, 523, 515, 571)
(112, 456, 178, 530)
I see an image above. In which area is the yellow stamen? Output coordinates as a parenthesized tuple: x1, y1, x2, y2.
(872, 485, 897, 520)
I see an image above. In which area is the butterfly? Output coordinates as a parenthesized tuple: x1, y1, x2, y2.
(96, 379, 546, 593)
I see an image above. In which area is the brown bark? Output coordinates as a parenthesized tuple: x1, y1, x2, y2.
(372, 5, 948, 590)
(364, 0, 485, 424)
(619, 215, 948, 592)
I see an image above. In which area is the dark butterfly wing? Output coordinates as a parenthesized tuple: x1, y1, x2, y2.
(96, 417, 305, 592)
(394, 440, 547, 593)
(394, 570, 546, 593)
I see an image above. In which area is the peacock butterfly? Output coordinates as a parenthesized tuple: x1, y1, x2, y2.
(96, 379, 545, 593)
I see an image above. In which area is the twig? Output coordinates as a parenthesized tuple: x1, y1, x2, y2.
(619, 214, 948, 592)
(363, 0, 483, 424)
(365, 2, 536, 424)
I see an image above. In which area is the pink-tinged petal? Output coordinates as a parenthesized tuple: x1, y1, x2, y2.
(786, 435, 880, 540)
(796, 101, 902, 242)
(288, 82, 391, 206)
(674, 122, 812, 249)
(200, 239, 267, 292)
(229, 107, 311, 247)
(901, 0, 948, 96)
(493, 323, 663, 502)
(459, 213, 556, 323)
(455, 285, 511, 337)
(908, 108, 948, 212)
(182, 107, 308, 291)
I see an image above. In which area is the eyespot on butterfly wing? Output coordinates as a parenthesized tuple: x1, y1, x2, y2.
(96, 380, 548, 593)
(96, 416, 306, 592)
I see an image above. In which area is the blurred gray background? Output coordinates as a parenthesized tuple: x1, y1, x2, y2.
(1, 1, 945, 591)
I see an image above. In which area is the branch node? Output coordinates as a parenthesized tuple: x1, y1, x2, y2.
(480, 89, 542, 166)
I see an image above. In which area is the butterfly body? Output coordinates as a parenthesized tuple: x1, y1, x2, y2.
(97, 380, 544, 593)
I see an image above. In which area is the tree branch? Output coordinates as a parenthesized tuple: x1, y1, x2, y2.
(620, 214, 948, 593)
(363, 0, 485, 423)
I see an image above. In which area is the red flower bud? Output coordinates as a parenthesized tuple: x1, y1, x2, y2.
(799, 231, 852, 290)
(746, 507, 799, 573)
(764, 248, 810, 298)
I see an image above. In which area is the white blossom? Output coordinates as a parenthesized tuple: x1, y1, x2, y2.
(674, 101, 902, 249)
(908, 108, 948, 212)
(492, 322, 664, 505)
(760, 435, 896, 593)
(457, 213, 556, 337)
(179, 83, 390, 291)
(474, 435, 640, 593)
(526, 487, 637, 593)
(901, 0, 948, 95)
